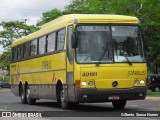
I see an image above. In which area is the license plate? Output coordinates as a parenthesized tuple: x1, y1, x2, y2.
(108, 96, 120, 100)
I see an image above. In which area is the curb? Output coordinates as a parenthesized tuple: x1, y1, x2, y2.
(146, 96, 160, 100)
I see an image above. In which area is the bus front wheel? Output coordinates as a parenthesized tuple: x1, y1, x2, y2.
(60, 85, 70, 109)
(112, 100, 127, 110)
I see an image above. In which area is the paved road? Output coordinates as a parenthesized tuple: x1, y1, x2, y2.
(0, 89, 160, 120)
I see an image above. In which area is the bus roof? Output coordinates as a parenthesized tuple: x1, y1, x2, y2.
(12, 14, 139, 47)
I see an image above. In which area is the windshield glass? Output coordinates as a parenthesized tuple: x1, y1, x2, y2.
(76, 25, 145, 64)
(112, 26, 145, 62)
(76, 26, 113, 63)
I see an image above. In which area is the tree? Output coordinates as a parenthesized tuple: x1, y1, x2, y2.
(64, 0, 160, 72)
(0, 21, 37, 51)
(36, 8, 62, 26)
(63, 0, 111, 14)
(139, 0, 160, 72)
(37, 1, 111, 25)
(64, 0, 147, 15)
(7, 0, 158, 72)
(0, 52, 10, 68)
(0, 21, 38, 68)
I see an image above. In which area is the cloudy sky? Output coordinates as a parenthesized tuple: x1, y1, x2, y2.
(0, 0, 72, 53)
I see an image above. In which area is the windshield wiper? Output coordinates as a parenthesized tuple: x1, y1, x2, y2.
(96, 47, 108, 67)
(83, 56, 90, 61)
(124, 56, 132, 66)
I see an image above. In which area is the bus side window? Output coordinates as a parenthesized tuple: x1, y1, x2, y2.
(17, 45, 23, 60)
(39, 36, 46, 54)
(47, 32, 56, 52)
(31, 39, 38, 56)
(24, 42, 30, 58)
(57, 28, 66, 50)
(12, 47, 17, 61)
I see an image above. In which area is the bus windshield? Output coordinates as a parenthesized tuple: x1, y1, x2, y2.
(76, 25, 145, 64)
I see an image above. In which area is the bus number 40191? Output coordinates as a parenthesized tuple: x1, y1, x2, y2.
(82, 72, 97, 77)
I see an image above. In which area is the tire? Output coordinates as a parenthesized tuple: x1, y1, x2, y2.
(154, 87, 160, 92)
(26, 85, 36, 105)
(20, 86, 27, 104)
(60, 85, 70, 109)
(112, 100, 127, 110)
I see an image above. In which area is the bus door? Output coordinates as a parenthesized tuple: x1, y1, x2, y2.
(66, 26, 76, 102)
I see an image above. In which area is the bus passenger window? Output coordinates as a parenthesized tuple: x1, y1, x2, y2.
(31, 39, 37, 56)
(12, 47, 17, 61)
(17, 45, 23, 60)
(24, 42, 30, 58)
(57, 28, 65, 50)
(47, 33, 56, 52)
(39, 36, 46, 54)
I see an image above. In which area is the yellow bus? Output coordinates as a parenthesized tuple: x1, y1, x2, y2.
(10, 14, 147, 110)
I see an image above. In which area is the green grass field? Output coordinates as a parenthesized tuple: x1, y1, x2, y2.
(147, 91, 160, 97)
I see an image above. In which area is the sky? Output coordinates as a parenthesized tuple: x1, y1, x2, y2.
(0, 0, 72, 54)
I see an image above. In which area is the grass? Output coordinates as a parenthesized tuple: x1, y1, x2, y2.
(147, 91, 160, 97)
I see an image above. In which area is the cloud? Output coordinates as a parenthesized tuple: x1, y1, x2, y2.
(0, 0, 71, 25)
(0, 0, 71, 53)
(4, 0, 70, 10)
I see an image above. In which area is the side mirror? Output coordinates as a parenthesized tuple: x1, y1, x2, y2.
(71, 32, 78, 48)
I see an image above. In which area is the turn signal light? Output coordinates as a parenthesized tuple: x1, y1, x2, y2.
(75, 80, 80, 88)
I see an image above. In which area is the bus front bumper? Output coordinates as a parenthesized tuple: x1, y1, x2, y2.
(75, 87, 147, 103)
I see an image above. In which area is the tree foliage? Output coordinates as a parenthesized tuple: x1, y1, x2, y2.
(0, 21, 37, 50)
(0, 21, 37, 67)
(64, 0, 160, 72)
(0, 0, 159, 72)
(0, 52, 10, 68)
(36, 8, 62, 26)
(139, 0, 160, 71)
(64, 0, 143, 15)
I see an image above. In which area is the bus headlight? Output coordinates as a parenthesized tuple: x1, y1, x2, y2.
(140, 80, 145, 85)
(134, 80, 145, 86)
(81, 81, 87, 86)
(81, 80, 95, 88)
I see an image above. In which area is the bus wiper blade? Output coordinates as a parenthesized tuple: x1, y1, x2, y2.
(124, 56, 132, 66)
(84, 56, 90, 61)
(96, 47, 108, 67)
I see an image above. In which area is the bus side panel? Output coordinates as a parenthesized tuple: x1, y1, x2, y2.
(10, 52, 67, 100)
(10, 63, 20, 96)
(28, 52, 67, 99)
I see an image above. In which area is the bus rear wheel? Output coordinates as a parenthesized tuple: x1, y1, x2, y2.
(26, 85, 36, 105)
(60, 85, 70, 109)
(20, 86, 27, 104)
(112, 100, 127, 110)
